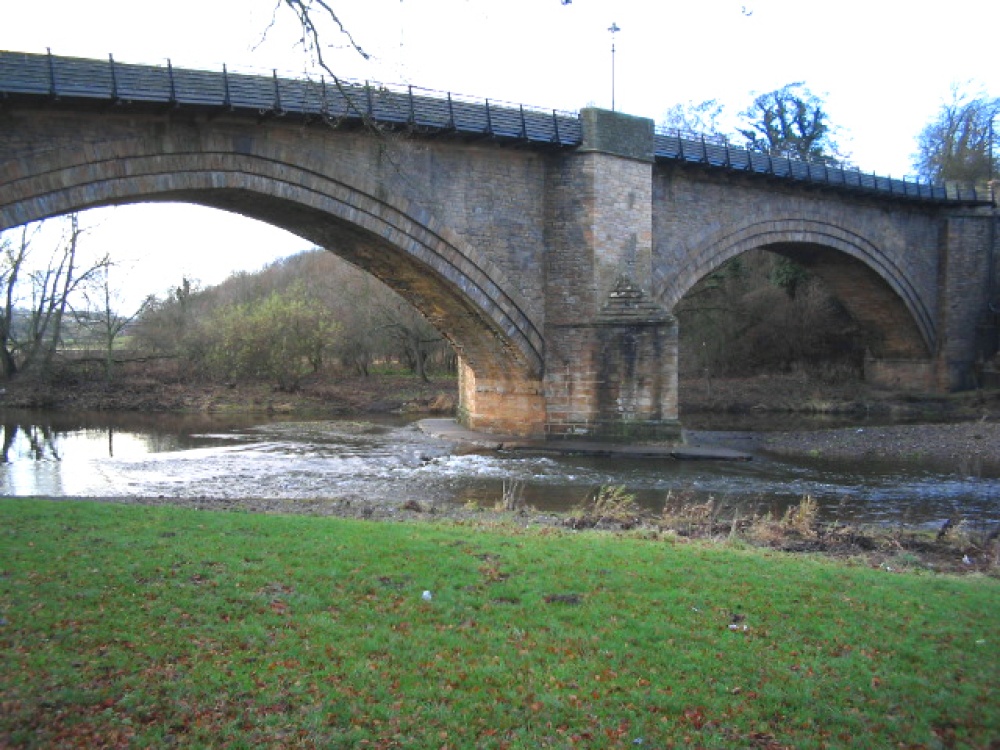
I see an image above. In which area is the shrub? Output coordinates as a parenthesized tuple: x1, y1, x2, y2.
(201, 283, 340, 389)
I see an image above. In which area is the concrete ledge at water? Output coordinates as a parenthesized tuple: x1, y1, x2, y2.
(418, 419, 750, 461)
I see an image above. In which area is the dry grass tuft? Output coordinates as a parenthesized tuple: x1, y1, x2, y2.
(566, 485, 642, 529)
(495, 480, 527, 512)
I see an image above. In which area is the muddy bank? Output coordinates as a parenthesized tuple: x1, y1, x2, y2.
(680, 373, 1000, 423)
(6, 369, 998, 425)
(686, 421, 1000, 476)
(753, 421, 999, 472)
(0, 373, 458, 416)
(680, 373, 1000, 471)
(4, 370, 999, 464)
(5, 371, 1000, 471)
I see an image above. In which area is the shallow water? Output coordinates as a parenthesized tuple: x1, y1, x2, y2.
(1, 410, 997, 528)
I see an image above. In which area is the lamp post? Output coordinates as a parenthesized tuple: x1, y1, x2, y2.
(608, 22, 620, 111)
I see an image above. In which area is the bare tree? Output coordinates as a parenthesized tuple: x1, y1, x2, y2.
(374, 297, 445, 382)
(661, 85, 849, 167)
(261, 1, 413, 172)
(23, 215, 111, 374)
(0, 215, 111, 378)
(273, 0, 369, 73)
(675, 250, 863, 379)
(737, 82, 847, 165)
(80, 264, 153, 383)
(913, 84, 999, 184)
(660, 99, 727, 137)
(0, 225, 36, 377)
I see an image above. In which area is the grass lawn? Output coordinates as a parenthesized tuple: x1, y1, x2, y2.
(1, 499, 997, 748)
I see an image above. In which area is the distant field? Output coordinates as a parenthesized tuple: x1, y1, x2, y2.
(1, 499, 997, 748)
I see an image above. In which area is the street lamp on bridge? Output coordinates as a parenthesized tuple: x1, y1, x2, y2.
(608, 22, 620, 111)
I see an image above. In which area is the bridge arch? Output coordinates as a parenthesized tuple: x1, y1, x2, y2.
(0, 133, 545, 387)
(659, 218, 934, 358)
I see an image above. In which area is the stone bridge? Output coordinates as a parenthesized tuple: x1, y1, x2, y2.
(1, 51, 998, 440)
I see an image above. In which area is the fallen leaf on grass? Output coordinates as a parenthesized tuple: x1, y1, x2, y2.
(478, 565, 510, 583)
(491, 596, 521, 605)
(544, 594, 582, 605)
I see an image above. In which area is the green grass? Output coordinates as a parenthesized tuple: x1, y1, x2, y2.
(1, 500, 997, 749)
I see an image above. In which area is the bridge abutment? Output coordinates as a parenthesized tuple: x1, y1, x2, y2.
(543, 294, 680, 441)
(933, 210, 1000, 389)
(539, 109, 682, 442)
(457, 364, 547, 437)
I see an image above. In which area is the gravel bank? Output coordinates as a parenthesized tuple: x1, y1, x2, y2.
(688, 420, 1000, 476)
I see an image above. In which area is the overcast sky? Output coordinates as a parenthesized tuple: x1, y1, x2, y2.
(3, 0, 998, 308)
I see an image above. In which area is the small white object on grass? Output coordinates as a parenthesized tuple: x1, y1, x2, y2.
(422, 590, 433, 601)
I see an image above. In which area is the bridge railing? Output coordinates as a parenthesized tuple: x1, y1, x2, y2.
(653, 128, 993, 204)
(0, 50, 583, 147)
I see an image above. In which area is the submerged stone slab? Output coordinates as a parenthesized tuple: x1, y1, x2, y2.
(418, 419, 750, 461)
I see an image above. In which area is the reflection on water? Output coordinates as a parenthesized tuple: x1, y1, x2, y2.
(1, 409, 998, 528)
(0, 411, 268, 462)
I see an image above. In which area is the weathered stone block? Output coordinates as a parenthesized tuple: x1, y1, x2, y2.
(579, 108, 655, 163)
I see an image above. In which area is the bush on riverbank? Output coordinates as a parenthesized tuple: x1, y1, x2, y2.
(556, 490, 999, 577)
(2, 499, 997, 748)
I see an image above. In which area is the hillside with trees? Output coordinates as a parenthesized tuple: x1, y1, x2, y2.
(134, 249, 453, 388)
(0, 240, 457, 414)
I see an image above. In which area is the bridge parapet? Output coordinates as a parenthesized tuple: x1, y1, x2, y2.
(654, 131, 994, 206)
(1, 50, 991, 207)
(0, 50, 582, 147)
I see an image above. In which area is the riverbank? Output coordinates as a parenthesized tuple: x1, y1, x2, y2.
(691, 420, 1000, 475)
(73, 480, 999, 578)
(679, 373, 1000, 481)
(679, 372, 1000, 424)
(4, 368, 999, 486)
(5, 369, 999, 443)
(3, 370, 998, 576)
(0, 371, 458, 416)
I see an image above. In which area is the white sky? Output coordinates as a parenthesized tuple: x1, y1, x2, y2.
(2, 0, 999, 309)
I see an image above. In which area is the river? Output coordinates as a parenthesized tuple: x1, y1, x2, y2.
(1, 409, 998, 528)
